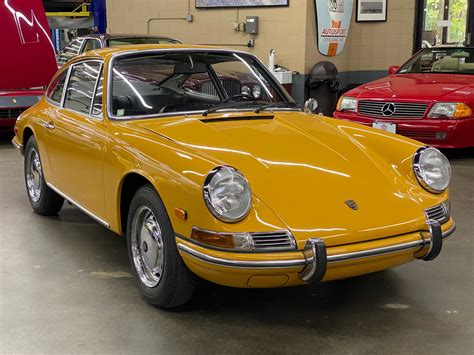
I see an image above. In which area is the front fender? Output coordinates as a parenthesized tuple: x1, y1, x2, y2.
(105, 124, 288, 237)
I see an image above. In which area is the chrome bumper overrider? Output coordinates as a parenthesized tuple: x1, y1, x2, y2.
(11, 138, 24, 155)
(177, 222, 456, 284)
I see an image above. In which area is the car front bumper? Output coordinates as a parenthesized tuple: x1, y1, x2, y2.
(176, 220, 456, 288)
(11, 136, 24, 155)
(333, 111, 474, 149)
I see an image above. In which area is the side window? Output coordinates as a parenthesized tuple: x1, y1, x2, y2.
(111, 59, 175, 116)
(91, 70, 104, 116)
(47, 70, 68, 104)
(64, 61, 102, 114)
(57, 38, 85, 66)
(82, 39, 102, 53)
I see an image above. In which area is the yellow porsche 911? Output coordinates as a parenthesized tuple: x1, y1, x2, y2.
(12, 45, 455, 308)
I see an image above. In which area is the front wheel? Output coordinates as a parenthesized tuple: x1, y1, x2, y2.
(24, 136, 64, 215)
(126, 185, 196, 308)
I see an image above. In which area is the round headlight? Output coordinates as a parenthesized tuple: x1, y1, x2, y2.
(203, 166, 252, 223)
(252, 85, 262, 99)
(241, 85, 251, 96)
(413, 147, 451, 193)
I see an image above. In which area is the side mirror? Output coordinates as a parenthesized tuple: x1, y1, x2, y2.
(304, 98, 319, 114)
(388, 66, 400, 75)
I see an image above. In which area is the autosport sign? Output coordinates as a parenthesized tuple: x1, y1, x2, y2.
(315, 0, 353, 56)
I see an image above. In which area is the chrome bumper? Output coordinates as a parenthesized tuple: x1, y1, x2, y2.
(11, 138, 24, 155)
(177, 222, 456, 284)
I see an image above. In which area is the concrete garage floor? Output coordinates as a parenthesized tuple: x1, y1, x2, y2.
(0, 131, 473, 354)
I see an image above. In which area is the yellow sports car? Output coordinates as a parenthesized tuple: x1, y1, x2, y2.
(12, 45, 455, 308)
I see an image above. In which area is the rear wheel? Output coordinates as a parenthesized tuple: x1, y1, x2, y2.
(24, 136, 64, 215)
(126, 185, 196, 308)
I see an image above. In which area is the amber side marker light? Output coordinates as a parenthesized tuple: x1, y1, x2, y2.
(191, 228, 235, 249)
(174, 207, 188, 220)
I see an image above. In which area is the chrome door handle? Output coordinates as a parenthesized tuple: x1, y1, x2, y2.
(44, 122, 55, 130)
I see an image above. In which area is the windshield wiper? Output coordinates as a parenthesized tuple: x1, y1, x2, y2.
(254, 101, 298, 113)
(202, 95, 266, 116)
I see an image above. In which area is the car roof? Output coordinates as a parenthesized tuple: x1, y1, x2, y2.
(82, 33, 178, 41)
(70, 44, 246, 62)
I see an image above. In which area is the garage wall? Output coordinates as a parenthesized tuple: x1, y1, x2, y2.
(106, 0, 309, 73)
(106, 0, 416, 103)
(305, 0, 415, 73)
(304, 0, 415, 93)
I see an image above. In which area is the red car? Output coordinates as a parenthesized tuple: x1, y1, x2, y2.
(334, 47, 474, 149)
(0, 0, 58, 132)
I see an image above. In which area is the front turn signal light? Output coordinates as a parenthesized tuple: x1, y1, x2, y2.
(190, 227, 252, 250)
(453, 103, 472, 118)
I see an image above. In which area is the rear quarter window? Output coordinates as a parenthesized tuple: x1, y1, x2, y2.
(57, 38, 85, 66)
(47, 70, 68, 104)
(64, 61, 102, 114)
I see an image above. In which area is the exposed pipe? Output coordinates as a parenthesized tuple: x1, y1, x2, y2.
(147, 0, 192, 34)
(147, 17, 187, 34)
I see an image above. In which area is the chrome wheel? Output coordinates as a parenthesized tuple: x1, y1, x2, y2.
(131, 206, 165, 288)
(26, 148, 42, 202)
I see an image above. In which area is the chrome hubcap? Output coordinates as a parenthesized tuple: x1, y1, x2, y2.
(131, 206, 164, 288)
(26, 148, 42, 202)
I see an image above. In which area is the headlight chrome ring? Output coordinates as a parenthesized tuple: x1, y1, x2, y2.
(413, 146, 451, 194)
(203, 166, 252, 223)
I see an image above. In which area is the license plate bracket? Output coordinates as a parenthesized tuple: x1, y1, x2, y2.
(372, 122, 396, 133)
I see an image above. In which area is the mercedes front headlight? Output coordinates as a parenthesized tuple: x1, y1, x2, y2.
(427, 102, 472, 119)
(203, 166, 252, 222)
(336, 96, 357, 112)
(413, 147, 451, 193)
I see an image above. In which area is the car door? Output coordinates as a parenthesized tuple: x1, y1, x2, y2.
(34, 69, 69, 181)
(45, 60, 108, 221)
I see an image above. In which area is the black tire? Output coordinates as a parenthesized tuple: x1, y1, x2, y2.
(24, 136, 64, 216)
(126, 184, 196, 308)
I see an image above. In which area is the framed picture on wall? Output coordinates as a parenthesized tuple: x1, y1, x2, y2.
(356, 0, 387, 22)
(196, 0, 289, 9)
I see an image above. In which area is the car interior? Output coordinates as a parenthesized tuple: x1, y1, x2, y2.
(400, 48, 474, 74)
(431, 51, 474, 72)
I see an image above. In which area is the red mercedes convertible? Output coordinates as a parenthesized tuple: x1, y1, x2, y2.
(334, 47, 474, 149)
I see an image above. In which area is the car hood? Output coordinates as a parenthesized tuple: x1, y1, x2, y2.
(350, 74, 474, 102)
(137, 112, 426, 246)
(0, 0, 57, 90)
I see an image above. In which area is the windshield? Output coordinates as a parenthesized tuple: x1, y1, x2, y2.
(109, 51, 295, 118)
(398, 47, 474, 75)
(108, 37, 181, 47)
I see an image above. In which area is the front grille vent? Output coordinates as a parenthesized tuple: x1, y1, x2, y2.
(358, 101, 428, 119)
(250, 231, 296, 251)
(0, 108, 26, 119)
(398, 130, 438, 140)
(202, 79, 241, 97)
(425, 202, 450, 225)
